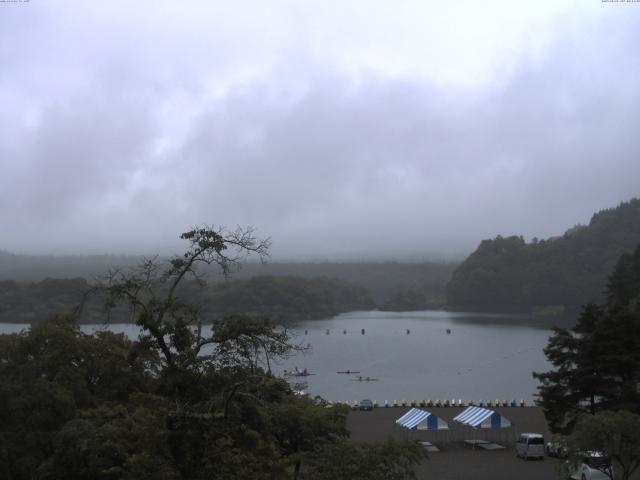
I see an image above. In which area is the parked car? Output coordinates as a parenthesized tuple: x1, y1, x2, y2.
(515, 433, 545, 460)
(568, 452, 613, 480)
(545, 440, 566, 458)
(359, 399, 373, 411)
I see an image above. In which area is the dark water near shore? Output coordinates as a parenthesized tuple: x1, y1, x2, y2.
(0, 310, 569, 403)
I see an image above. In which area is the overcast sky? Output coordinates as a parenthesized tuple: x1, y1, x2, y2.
(1, 1, 639, 259)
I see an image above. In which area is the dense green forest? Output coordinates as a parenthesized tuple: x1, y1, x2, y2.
(233, 262, 456, 307)
(0, 252, 456, 307)
(533, 245, 640, 480)
(446, 198, 640, 312)
(201, 275, 374, 320)
(0, 278, 91, 323)
(534, 243, 640, 433)
(0, 275, 374, 324)
(0, 228, 424, 479)
(0, 259, 456, 323)
(0, 315, 424, 479)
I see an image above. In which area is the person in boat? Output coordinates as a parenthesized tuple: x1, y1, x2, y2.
(366, 376, 370, 381)
(303, 368, 308, 375)
(358, 375, 363, 381)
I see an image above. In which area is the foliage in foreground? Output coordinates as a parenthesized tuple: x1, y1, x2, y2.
(298, 438, 426, 480)
(0, 226, 424, 480)
(564, 410, 640, 480)
(533, 244, 640, 434)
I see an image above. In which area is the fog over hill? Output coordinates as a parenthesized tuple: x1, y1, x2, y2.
(0, 249, 456, 307)
(446, 198, 640, 312)
(2, 2, 640, 259)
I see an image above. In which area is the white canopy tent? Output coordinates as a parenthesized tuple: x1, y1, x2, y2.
(395, 408, 449, 431)
(453, 406, 512, 429)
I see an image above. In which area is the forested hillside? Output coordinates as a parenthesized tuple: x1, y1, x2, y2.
(0, 252, 140, 281)
(534, 244, 640, 434)
(234, 261, 456, 306)
(0, 275, 374, 324)
(0, 253, 456, 321)
(0, 254, 456, 307)
(201, 275, 374, 320)
(446, 198, 640, 312)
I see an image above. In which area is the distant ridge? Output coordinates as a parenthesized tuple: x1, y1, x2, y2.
(0, 250, 456, 306)
(446, 198, 640, 312)
(0, 252, 142, 281)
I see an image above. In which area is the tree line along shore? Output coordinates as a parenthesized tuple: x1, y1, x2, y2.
(1, 211, 640, 479)
(2, 198, 639, 325)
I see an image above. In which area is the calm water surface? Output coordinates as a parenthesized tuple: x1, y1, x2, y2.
(277, 310, 563, 403)
(1, 310, 566, 403)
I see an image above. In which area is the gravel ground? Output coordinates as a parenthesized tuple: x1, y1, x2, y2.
(347, 406, 566, 480)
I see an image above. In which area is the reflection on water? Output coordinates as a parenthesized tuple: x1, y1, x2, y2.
(279, 310, 556, 402)
(448, 313, 576, 330)
(0, 310, 559, 402)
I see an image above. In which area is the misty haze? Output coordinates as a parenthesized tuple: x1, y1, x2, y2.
(1, 2, 640, 480)
(1, 2, 639, 259)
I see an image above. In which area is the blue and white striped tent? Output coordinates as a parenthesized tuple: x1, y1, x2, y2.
(453, 406, 512, 429)
(395, 408, 449, 431)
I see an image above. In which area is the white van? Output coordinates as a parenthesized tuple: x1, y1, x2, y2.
(515, 433, 545, 460)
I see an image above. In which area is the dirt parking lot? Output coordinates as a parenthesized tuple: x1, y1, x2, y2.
(347, 406, 566, 480)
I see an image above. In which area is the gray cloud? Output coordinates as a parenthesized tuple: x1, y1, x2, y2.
(1, 2, 639, 258)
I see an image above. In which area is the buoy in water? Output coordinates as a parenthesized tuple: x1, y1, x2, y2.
(343, 329, 347, 334)
(446, 329, 451, 334)
(361, 328, 365, 335)
(406, 329, 410, 334)
(304, 329, 308, 335)
(326, 329, 330, 335)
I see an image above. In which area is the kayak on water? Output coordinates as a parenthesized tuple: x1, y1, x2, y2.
(351, 376, 379, 382)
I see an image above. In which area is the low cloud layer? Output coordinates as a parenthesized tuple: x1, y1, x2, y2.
(1, 1, 639, 259)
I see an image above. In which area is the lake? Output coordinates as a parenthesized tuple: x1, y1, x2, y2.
(0, 310, 568, 403)
(277, 310, 565, 403)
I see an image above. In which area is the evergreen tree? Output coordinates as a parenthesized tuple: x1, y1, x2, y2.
(533, 244, 640, 433)
(447, 198, 640, 310)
